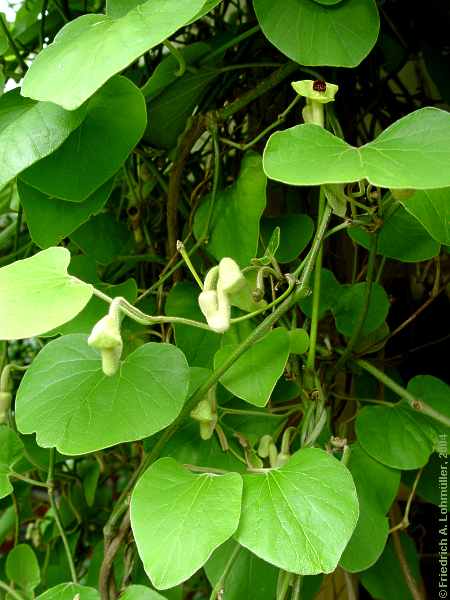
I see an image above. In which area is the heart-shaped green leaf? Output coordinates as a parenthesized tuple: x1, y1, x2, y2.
(0, 90, 84, 189)
(214, 328, 290, 407)
(264, 108, 450, 189)
(0, 426, 24, 499)
(19, 179, 113, 249)
(333, 282, 390, 338)
(339, 443, 400, 573)
(356, 403, 439, 470)
(194, 152, 267, 266)
(253, 0, 379, 67)
(299, 268, 341, 320)
(401, 188, 450, 245)
(235, 448, 358, 574)
(21, 77, 146, 201)
(70, 213, 133, 264)
(16, 334, 190, 455)
(130, 457, 242, 590)
(0, 247, 93, 340)
(6, 544, 41, 592)
(36, 584, 100, 600)
(21, 0, 206, 110)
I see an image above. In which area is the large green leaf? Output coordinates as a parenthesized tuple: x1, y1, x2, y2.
(6, 544, 41, 592)
(235, 448, 358, 574)
(165, 282, 221, 368)
(0, 90, 84, 189)
(194, 152, 267, 266)
(0, 247, 93, 340)
(339, 443, 400, 573)
(36, 584, 100, 600)
(0, 426, 24, 499)
(253, 0, 379, 67)
(402, 187, 450, 245)
(130, 457, 242, 589)
(19, 179, 113, 249)
(21, 0, 206, 110)
(16, 334, 190, 455)
(348, 205, 440, 262)
(264, 108, 450, 189)
(332, 282, 390, 338)
(21, 77, 146, 201)
(214, 328, 290, 407)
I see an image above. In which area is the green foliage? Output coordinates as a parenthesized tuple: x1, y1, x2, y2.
(0, 1, 447, 597)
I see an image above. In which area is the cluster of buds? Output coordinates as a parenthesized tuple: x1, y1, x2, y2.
(88, 298, 123, 376)
(198, 257, 246, 333)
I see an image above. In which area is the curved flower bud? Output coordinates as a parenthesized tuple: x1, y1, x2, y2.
(198, 284, 231, 333)
(88, 311, 123, 376)
(218, 257, 246, 295)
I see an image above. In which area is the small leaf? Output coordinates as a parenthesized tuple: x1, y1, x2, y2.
(299, 268, 341, 320)
(36, 583, 100, 600)
(0, 89, 84, 189)
(0, 247, 93, 340)
(16, 334, 190, 455)
(333, 282, 390, 338)
(21, 0, 206, 110)
(401, 187, 450, 245)
(339, 443, 400, 573)
(253, 0, 379, 67)
(6, 544, 41, 592)
(21, 77, 146, 202)
(289, 329, 310, 355)
(214, 328, 290, 407)
(264, 108, 450, 189)
(130, 457, 243, 590)
(0, 427, 24, 499)
(194, 152, 267, 266)
(235, 448, 359, 574)
(260, 214, 314, 263)
(19, 178, 113, 249)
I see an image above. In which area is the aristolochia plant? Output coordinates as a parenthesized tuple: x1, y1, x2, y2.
(0, 1, 448, 599)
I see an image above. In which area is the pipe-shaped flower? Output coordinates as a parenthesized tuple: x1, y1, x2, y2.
(292, 79, 339, 128)
(218, 257, 246, 295)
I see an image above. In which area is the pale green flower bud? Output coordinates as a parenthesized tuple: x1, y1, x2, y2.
(88, 312, 123, 376)
(0, 391, 12, 424)
(218, 257, 246, 295)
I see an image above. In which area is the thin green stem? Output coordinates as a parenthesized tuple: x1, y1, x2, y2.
(291, 575, 302, 600)
(0, 16, 27, 73)
(334, 233, 378, 371)
(200, 25, 261, 64)
(203, 125, 221, 236)
(306, 192, 326, 374)
(230, 276, 295, 324)
(10, 472, 50, 489)
(163, 40, 186, 76)
(209, 543, 241, 600)
(0, 580, 25, 600)
(277, 571, 294, 600)
(47, 449, 78, 583)
(356, 359, 450, 428)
